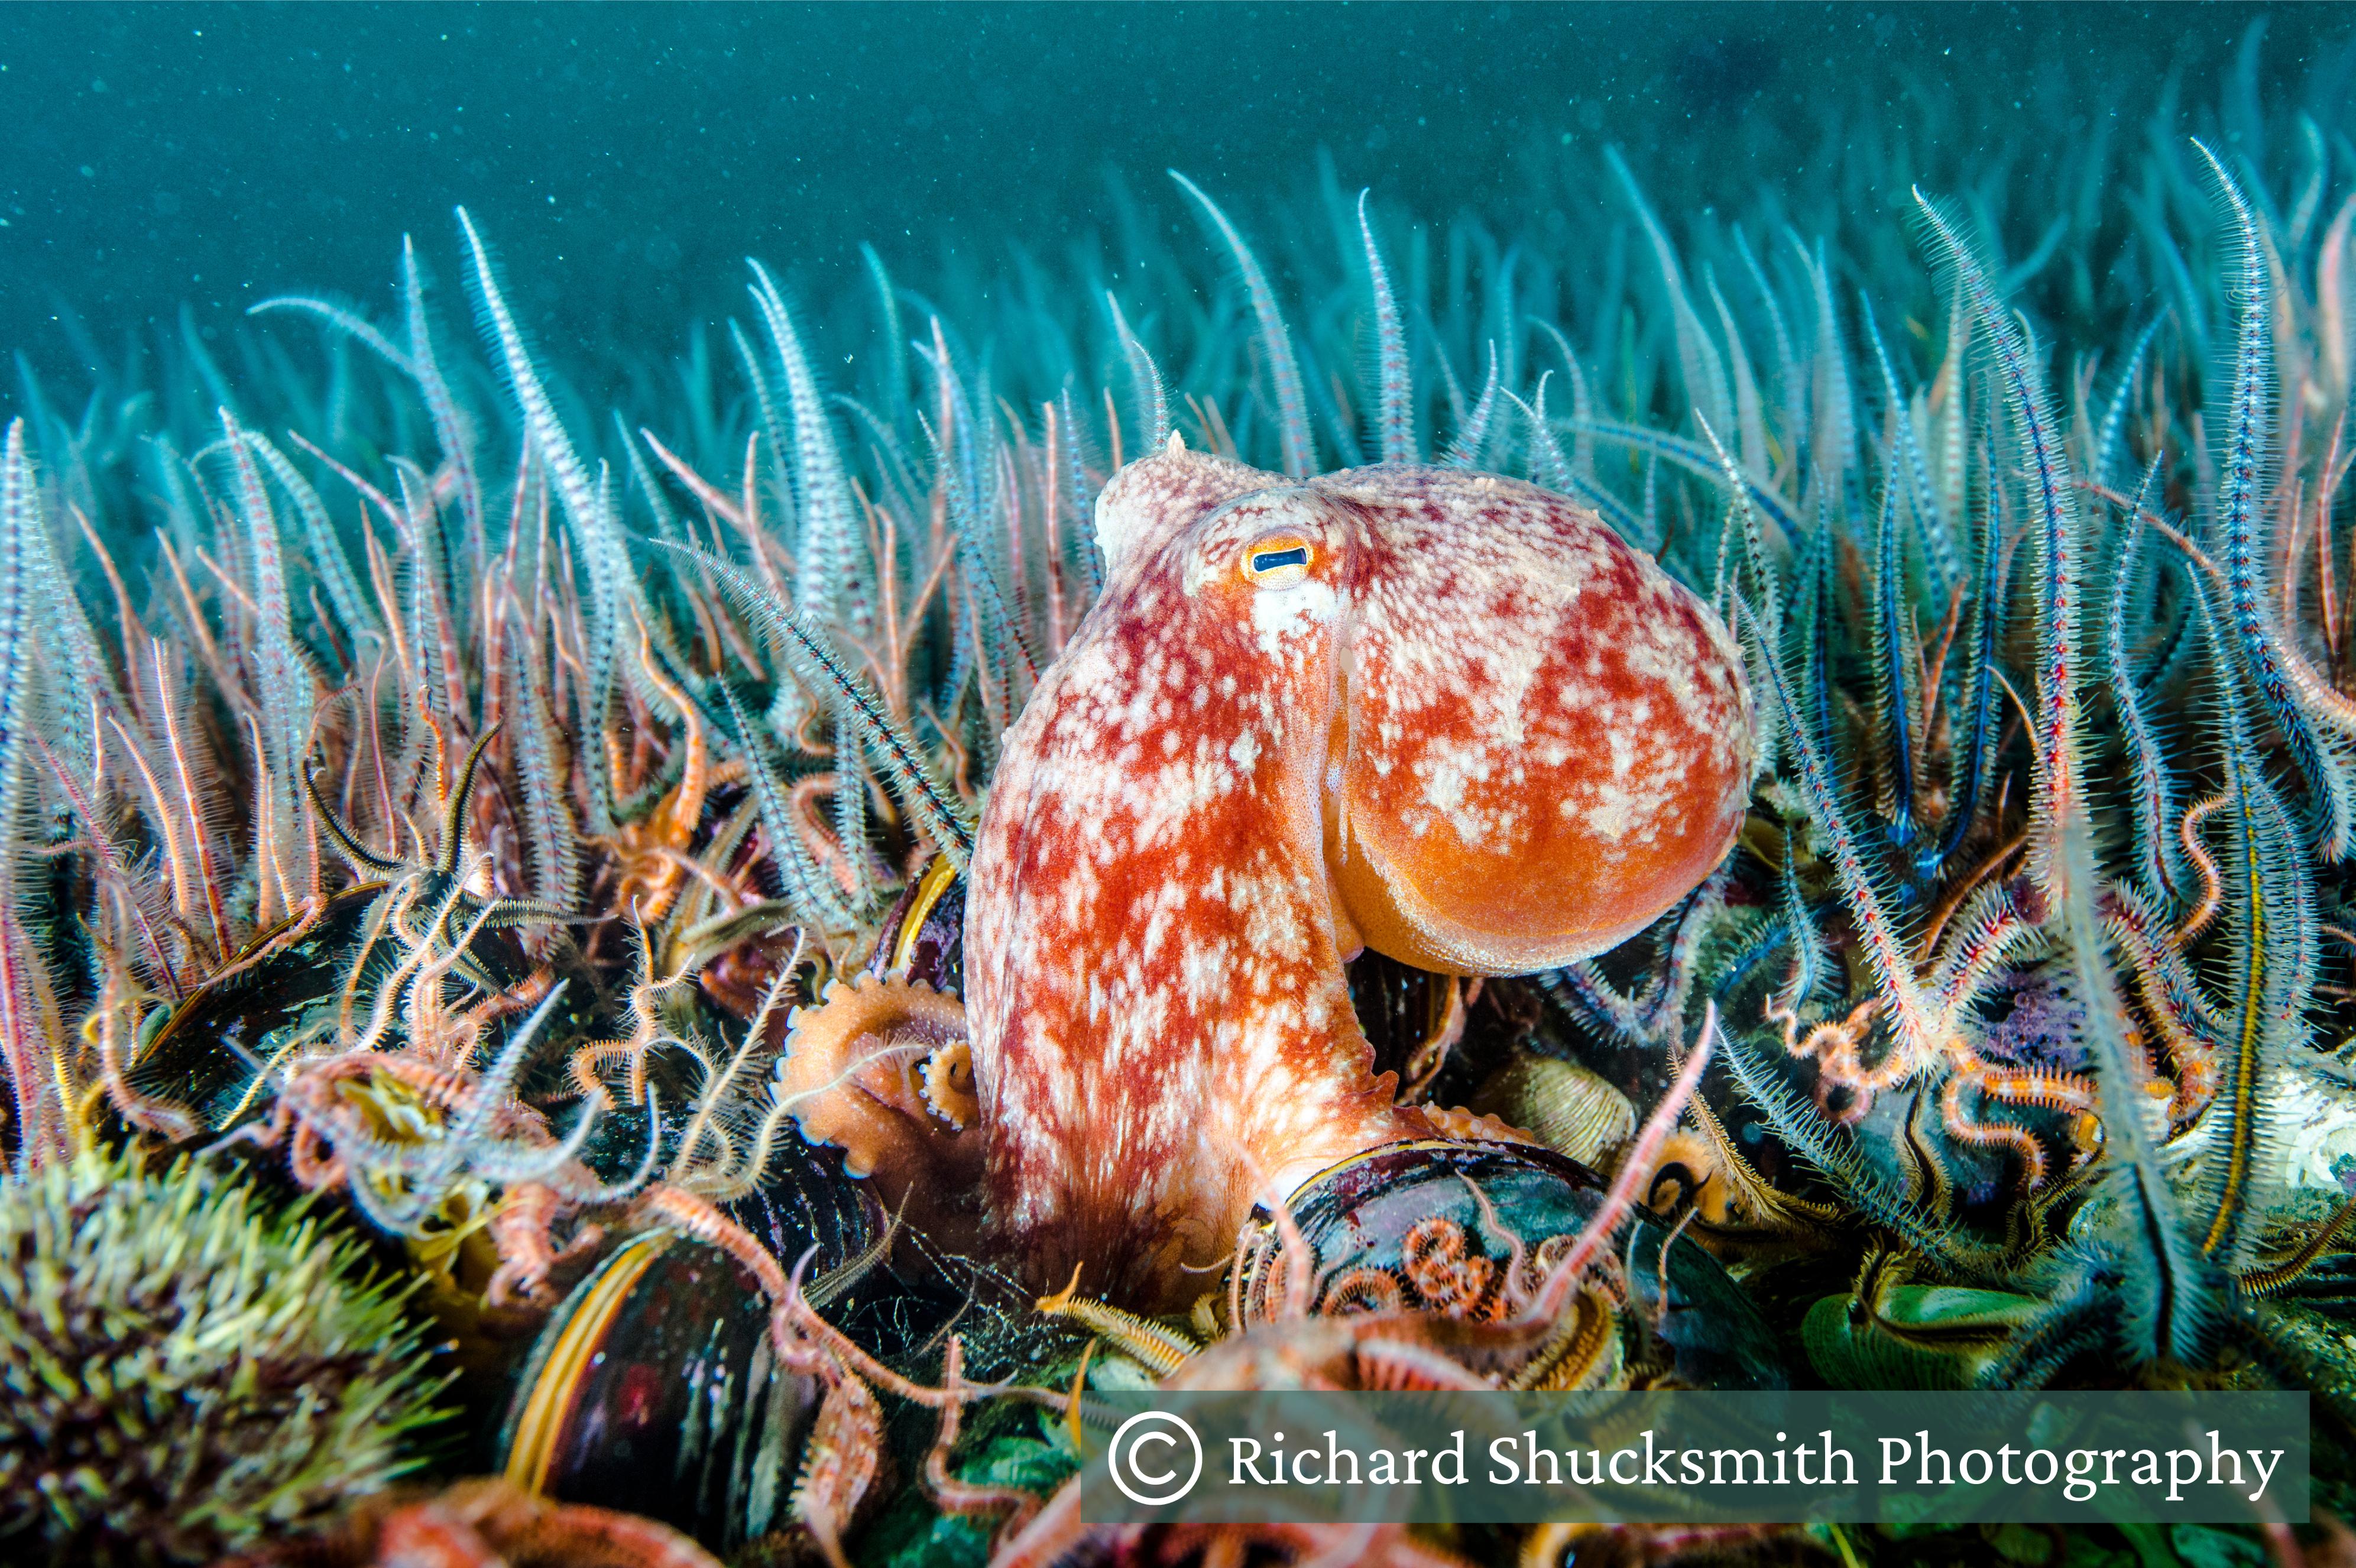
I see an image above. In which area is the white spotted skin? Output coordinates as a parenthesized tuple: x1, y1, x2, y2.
(966, 449, 1753, 1308)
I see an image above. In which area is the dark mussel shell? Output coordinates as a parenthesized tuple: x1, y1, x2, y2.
(125, 885, 385, 1131)
(495, 1137, 970, 1551)
(1622, 1210, 1788, 1390)
(500, 1230, 814, 1550)
(124, 880, 537, 1133)
(1229, 1139, 1785, 1389)
(864, 854, 963, 994)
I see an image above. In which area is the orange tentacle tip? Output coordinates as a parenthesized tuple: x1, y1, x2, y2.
(774, 970, 982, 1250)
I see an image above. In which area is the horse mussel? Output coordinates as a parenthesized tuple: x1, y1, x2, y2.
(1229, 1138, 1786, 1391)
(494, 1139, 969, 1554)
(119, 882, 548, 1136)
(866, 853, 964, 995)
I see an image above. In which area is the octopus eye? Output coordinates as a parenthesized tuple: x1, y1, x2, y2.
(1242, 535, 1313, 589)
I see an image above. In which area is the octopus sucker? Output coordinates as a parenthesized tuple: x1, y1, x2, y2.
(967, 439, 1754, 1308)
(773, 970, 982, 1248)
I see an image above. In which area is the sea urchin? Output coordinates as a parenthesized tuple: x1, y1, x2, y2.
(0, 1149, 452, 1566)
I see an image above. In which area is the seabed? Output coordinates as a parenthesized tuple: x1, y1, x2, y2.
(2, 7, 2355, 1566)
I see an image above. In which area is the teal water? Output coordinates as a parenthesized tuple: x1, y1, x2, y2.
(5, 3, 2347, 394)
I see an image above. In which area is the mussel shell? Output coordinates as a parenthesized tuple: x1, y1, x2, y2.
(497, 1135, 973, 1550)
(726, 1138, 974, 1361)
(1232, 1139, 1606, 1324)
(1231, 1139, 1786, 1389)
(727, 1138, 888, 1280)
(499, 1231, 816, 1551)
(1625, 1215, 1788, 1390)
(125, 881, 534, 1132)
(864, 855, 963, 996)
(127, 885, 383, 1130)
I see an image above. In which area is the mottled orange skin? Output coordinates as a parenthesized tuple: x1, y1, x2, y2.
(966, 444, 1752, 1307)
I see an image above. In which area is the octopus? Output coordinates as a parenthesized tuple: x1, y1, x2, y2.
(964, 439, 1755, 1308)
(773, 969, 984, 1249)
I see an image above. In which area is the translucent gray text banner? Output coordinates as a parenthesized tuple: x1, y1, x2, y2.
(1076, 1391, 2309, 1527)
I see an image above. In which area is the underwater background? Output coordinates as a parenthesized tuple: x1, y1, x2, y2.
(7, 3, 2356, 1567)
(8, 3, 2349, 396)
